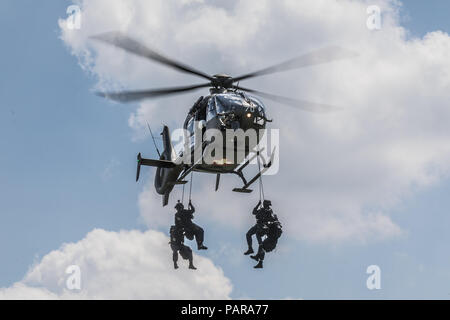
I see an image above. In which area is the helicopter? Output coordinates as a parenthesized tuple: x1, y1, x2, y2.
(91, 32, 354, 206)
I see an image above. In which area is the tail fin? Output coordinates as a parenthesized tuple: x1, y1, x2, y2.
(161, 125, 176, 162)
(163, 191, 170, 206)
(136, 152, 176, 182)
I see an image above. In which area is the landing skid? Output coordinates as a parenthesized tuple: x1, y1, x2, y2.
(232, 147, 276, 193)
(170, 146, 276, 195)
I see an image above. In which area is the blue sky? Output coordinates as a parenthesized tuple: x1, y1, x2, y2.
(1, 0, 450, 299)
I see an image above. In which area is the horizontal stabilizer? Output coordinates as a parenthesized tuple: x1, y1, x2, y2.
(136, 153, 177, 182)
(140, 157, 177, 168)
(138, 153, 176, 168)
(168, 181, 188, 186)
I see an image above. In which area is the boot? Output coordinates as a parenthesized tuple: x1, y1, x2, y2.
(250, 254, 260, 262)
(254, 260, 263, 269)
(189, 262, 197, 270)
(244, 248, 254, 255)
(198, 244, 208, 250)
(174, 262, 179, 270)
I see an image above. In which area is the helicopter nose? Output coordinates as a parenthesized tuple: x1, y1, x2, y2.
(230, 120, 240, 131)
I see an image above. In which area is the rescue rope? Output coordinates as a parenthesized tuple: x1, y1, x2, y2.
(189, 172, 194, 202)
(181, 183, 185, 205)
(256, 145, 265, 203)
(181, 172, 194, 205)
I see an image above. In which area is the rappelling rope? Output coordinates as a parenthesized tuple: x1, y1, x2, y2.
(181, 183, 185, 205)
(256, 144, 265, 203)
(181, 172, 194, 205)
(189, 172, 194, 202)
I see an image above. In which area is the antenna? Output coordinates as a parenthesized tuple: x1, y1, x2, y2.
(146, 121, 161, 158)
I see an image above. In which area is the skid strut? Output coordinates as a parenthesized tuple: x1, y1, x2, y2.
(232, 147, 276, 193)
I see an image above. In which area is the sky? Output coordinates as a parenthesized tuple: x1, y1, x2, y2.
(1, 0, 450, 299)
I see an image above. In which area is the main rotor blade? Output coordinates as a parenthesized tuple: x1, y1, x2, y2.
(96, 83, 211, 103)
(234, 85, 340, 113)
(233, 46, 357, 83)
(91, 32, 213, 81)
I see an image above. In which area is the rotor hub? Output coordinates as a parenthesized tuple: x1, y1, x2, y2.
(211, 74, 233, 88)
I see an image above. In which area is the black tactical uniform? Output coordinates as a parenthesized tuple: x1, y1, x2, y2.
(244, 200, 276, 255)
(175, 201, 208, 250)
(169, 224, 196, 270)
(251, 220, 283, 268)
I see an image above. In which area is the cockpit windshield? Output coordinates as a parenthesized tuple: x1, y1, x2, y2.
(208, 93, 266, 116)
(212, 94, 239, 114)
(248, 96, 266, 118)
(207, 98, 217, 121)
(205, 92, 267, 124)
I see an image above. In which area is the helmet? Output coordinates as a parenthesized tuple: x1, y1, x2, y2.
(175, 201, 184, 210)
(263, 200, 272, 207)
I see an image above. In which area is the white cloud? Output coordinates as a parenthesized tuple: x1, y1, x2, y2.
(59, 0, 450, 243)
(101, 158, 120, 181)
(138, 181, 174, 228)
(0, 229, 232, 299)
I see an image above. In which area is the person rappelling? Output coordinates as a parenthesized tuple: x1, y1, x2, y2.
(169, 224, 196, 270)
(250, 213, 282, 269)
(174, 172, 208, 250)
(244, 200, 275, 255)
(244, 148, 282, 268)
(174, 200, 208, 250)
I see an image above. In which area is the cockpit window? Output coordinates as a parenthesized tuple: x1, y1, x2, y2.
(215, 95, 237, 114)
(215, 98, 230, 114)
(248, 96, 266, 118)
(207, 98, 217, 121)
(206, 93, 267, 122)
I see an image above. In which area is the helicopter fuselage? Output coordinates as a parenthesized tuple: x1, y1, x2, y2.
(92, 32, 348, 206)
(135, 90, 273, 205)
(177, 91, 268, 173)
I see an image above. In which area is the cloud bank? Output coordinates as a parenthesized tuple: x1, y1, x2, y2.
(0, 229, 232, 299)
(59, 0, 450, 244)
